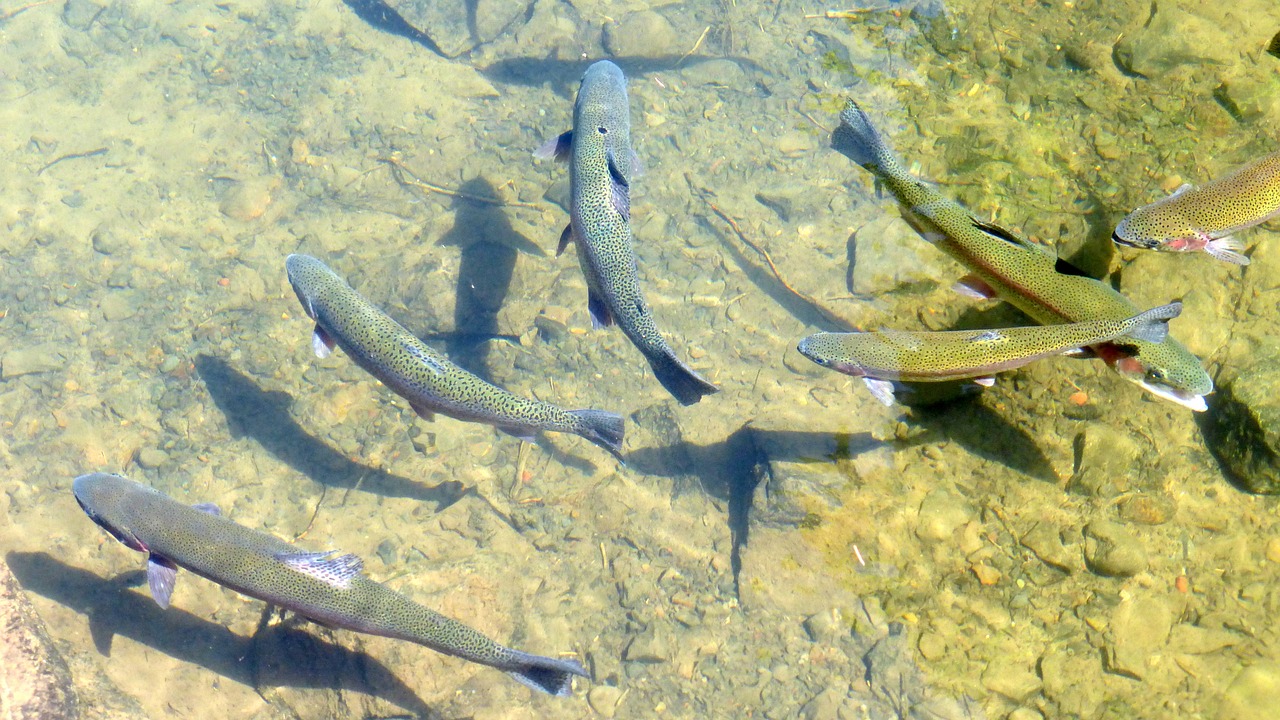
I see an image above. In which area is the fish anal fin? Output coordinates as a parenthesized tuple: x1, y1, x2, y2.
(192, 502, 221, 516)
(410, 402, 436, 421)
(587, 290, 614, 329)
(278, 551, 364, 590)
(147, 554, 179, 609)
(534, 131, 573, 162)
(312, 325, 337, 359)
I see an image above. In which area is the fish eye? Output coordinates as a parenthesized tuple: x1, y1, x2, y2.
(597, 126, 608, 134)
(1146, 367, 1169, 383)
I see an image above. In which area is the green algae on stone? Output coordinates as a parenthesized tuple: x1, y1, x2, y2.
(1203, 344, 1280, 494)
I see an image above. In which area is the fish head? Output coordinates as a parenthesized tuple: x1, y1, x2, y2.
(797, 334, 871, 378)
(573, 61, 635, 180)
(1102, 342, 1212, 412)
(284, 254, 321, 320)
(73, 473, 148, 552)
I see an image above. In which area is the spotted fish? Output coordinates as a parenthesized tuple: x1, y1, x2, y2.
(798, 302, 1181, 405)
(286, 254, 624, 461)
(73, 472, 587, 695)
(1113, 150, 1280, 265)
(831, 99, 1213, 412)
(539, 60, 718, 406)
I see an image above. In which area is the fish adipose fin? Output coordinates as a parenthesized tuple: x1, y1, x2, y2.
(569, 409, 626, 462)
(534, 131, 573, 162)
(148, 554, 179, 609)
(1123, 301, 1183, 344)
(278, 551, 364, 590)
(647, 348, 718, 405)
(1205, 236, 1250, 265)
(503, 649, 589, 697)
(312, 325, 337, 359)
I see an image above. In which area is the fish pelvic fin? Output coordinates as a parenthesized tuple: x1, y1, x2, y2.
(278, 551, 364, 590)
(1124, 301, 1183, 344)
(569, 409, 626, 462)
(556, 224, 574, 256)
(503, 649, 588, 697)
(1205, 236, 1250, 265)
(647, 347, 718, 406)
(587, 289, 614, 329)
(148, 554, 179, 609)
(312, 324, 337, 359)
(863, 378, 897, 406)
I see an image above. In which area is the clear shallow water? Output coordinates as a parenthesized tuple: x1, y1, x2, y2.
(3, 1, 1280, 718)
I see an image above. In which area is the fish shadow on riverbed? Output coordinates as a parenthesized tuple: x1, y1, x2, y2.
(903, 398, 1059, 483)
(195, 355, 467, 509)
(479, 55, 765, 88)
(7, 552, 437, 719)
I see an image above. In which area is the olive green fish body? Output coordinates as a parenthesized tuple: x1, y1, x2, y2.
(1114, 150, 1280, 265)
(832, 101, 1212, 411)
(798, 302, 1180, 383)
(551, 61, 717, 405)
(286, 254, 623, 460)
(73, 473, 586, 695)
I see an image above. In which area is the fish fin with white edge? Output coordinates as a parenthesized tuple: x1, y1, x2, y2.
(1205, 237, 1250, 265)
(277, 551, 364, 590)
(606, 149, 631, 219)
(192, 502, 221, 516)
(1167, 183, 1194, 199)
(863, 378, 897, 406)
(312, 325, 337, 359)
(498, 426, 538, 442)
(569, 409, 626, 462)
(974, 377, 996, 387)
(587, 289, 614, 329)
(953, 274, 997, 300)
(534, 131, 573, 162)
(1062, 347, 1098, 359)
(1123, 301, 1183, 344)
(147, 554, 179, 609)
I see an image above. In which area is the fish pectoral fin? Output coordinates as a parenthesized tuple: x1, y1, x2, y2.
(409, 402, 436, 421)
(1062, 347, 1098, 359)
(147, 554, 179, 610)
(556, 224, 574, 256)
(312, 324, 337, 359)
(974, 377, 996, 387)
(587, 289, 614, 329)
(1205, 237, 1251, 265)
(534, 131, 573, 162)
(191, 502, 222, 516)
(277, 550, 364, 590)
(862, 378, 897, 406)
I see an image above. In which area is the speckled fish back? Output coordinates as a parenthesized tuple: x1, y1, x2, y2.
(1120, 150, 1280, 243)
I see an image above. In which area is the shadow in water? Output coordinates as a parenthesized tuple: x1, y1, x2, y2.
(195, 355, 466, 508)
(479, 54, 766, 87)
(437, 178, 530, 379)
(904, 400, 1059, 483)
(7, 552, 437, 719)
(340, 0, 445, 57)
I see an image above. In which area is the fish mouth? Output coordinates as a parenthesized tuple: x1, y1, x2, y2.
(1134, 379, 1209, 412)
(1111, 231, 1158, 250)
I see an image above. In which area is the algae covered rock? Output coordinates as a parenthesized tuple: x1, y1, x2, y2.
(0, 557, 79, 720)
(1202, 344, 1280, 494)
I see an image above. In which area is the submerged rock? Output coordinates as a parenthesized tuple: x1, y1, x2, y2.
(1112, 5, 1234, 78)
(0, 557, 79, 720)
(1218, 662, 1280, 720)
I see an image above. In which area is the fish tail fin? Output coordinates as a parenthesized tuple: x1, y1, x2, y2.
(648, 348, 719, 406)
(1205, 236, 1250, 265)
(503, 650, 588, 697)
(569, 409, 626, 462)
(831, 99, 895, 169)
(1124, 301, 1183, 344)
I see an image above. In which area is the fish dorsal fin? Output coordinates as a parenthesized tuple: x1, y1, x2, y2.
(965, 330, 1005, 344)
(192, 502, 221, 516)
(1053, 256, 1094, 278)
(148, 554, 179, 609)
(402, 340, 446, 375)
(972, 218, 1041, 250)
(278, 551, 364, 590)
(606, 150, 631, 219)
(1166, 182, 1193, 199)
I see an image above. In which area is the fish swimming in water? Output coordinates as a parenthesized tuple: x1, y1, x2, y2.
(73, 472, 587, 696)
(1112, 150, 1280, 265)
(285, 254, 624, 461)
(831, 99, 1213, 412)
(539, 60, 718, 406)
(798, 302, 1182, 406)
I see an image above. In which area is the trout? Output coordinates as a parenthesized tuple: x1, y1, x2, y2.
(540, 60, 718, 406)
(73, 472, 587, 695)
(286, 254, 624, 461)
(798, 302, 1181, 405)
(831, 99, 1213, 411)
(1113, 150, 1280, 265)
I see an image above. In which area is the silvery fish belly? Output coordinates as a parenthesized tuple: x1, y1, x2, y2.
(830, 99, 1213, 412)
(72, 473, 588, 696)
(285, 254, 624, 461)
(1113, 149, 1280, 265)
(541, 60, 718, 406)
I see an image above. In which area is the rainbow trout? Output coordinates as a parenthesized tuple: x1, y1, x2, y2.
(73, 473, 587, 695)
(1113, 149, 1280, 265)
(286, 254, 624, 461)
(798, 302, 1181, 405)
(831, 100, 1213, 411)
(540, 60, 718, 406)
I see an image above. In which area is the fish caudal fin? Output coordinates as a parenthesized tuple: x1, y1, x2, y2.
(1123, 301, 1183, 344)
(1205, 237, 1250, 265)
(503, 650, 589, 697)
(569, 409, 625, 462)
(647, 348, 718, 406)
(831, 100, 893, 169)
